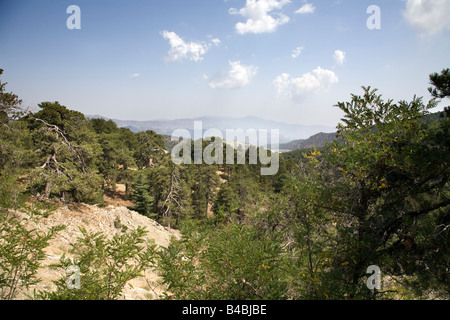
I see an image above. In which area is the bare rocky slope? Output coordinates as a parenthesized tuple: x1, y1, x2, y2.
(14, 203, 180, 300)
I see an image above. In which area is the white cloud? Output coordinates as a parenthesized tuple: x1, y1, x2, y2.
(333, 50, 346, 65)
(209, 61, 258, 89)
(130, 73, 140, 79)
(273, 67, 338, 99)
(404, 0, 450, 35)
(161, 31, 219, 62)
(291, 46, 304, 58)
(229, 0, 291, 34)
(273, 73, 291, 95)
(211, 38, 221, 46)
(295, 3, 315, 14)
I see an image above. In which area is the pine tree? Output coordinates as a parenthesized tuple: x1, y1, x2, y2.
(429, 68, 450, 99)
(190, 163, 220, 220)
(134, 130, 166, 169)
(131, 174, 154, 218)
(28, 102, 103, 203)
(0, 69, 24, 123)
(146, 156, 193, 227)
(213, 183, 240, 223)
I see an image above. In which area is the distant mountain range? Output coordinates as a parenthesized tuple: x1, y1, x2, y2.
(88, 110, 447, 152)
(277, 132, 339, 151)
(87, 115, 336, 145)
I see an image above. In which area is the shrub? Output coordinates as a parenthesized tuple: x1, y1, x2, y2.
(35, 226, 156, 300)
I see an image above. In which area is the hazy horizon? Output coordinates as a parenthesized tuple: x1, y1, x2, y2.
(87, 113, 338, 128)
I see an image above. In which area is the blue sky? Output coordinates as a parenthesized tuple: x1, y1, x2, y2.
(0, 0, 449, 127)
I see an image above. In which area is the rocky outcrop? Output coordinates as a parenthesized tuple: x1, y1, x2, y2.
(14, 203, 180, 300)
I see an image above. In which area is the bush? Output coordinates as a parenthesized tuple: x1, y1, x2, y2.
(0, 205, 63, 300)
(157, 223, 288, 300)
(35, 226, 156, 300)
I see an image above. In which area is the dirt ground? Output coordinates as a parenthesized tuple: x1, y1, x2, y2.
(12, 194, 180, 300)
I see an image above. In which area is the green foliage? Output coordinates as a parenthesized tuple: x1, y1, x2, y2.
(0, 71, 34, 177)
(88, 118, 118, 134)
(320, 86, 450, 298)
(31, 101, 86, 134)
(1, 66, 449, 300)
(158, 223, 288, 300)
(145, 157, 194, 227)
(0, 68, 24, 123)
(189, 163, 221, 220)
(87, 118, 138, 192)
(27, 102, 104, 204)
(0, 205, 64, 300)
(429, 68, 450, 99)
(135, 130, 166, 169)
(131, 174, 155, 218)
(36, 226, 156, 300)
(212, 183, 240, 223)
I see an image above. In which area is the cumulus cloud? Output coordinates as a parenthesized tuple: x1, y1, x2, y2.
(130, 73, 140, 79)
(208, 61, 258, 89)
(273, 72, 291, 95)
(291, 46, 304, 59)
(404, 0, 450, 35)
(295, 3, 315, 14)
(273, 67, 338, 99)
(333, 50, 346, 65)
(161, 31, 220, 62)
(229, 0, 291, 34)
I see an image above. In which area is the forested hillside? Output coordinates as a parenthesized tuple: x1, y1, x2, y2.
(1, 68, 449, 300)
(278, 131, 339, 151)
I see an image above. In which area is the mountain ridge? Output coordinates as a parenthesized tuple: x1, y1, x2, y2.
(277, 132, 339, 151)
(86, 114, 336, 144)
